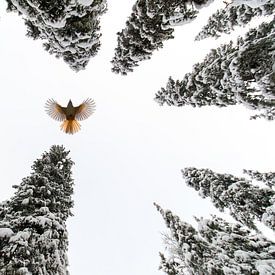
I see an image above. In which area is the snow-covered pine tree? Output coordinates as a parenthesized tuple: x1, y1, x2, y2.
(0, 145, 74, 275)
(182, 167, 275, 231)
(111, 0, 213, 75)
(195, 0, 275, 41)
(195, 215, 275, 274)
(155, 203, 275, 275)
(5, 0, 107, 71)
(155, 20, 275, 120)
(154, 203, 211, 275)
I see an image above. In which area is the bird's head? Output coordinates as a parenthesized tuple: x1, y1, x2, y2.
(67, 99, 73, 108)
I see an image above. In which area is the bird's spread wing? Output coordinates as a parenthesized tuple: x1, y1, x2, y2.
(45, 99, 66, 121)
(75, 98, 96, 121)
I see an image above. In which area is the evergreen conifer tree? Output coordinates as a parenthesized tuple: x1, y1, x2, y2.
(155, 203, 275, 275)
(155, 20, 275, 120)
(154, 203, 211, 275)
(5, 0, 107, 71)
(111, 0, 213, 75)
(182, 167, 275, 231)
(0, 145, 74, 275)
(195, 0, 275, 41)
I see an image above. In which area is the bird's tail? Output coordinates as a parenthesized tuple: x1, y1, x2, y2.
(60, 119, 80, 134)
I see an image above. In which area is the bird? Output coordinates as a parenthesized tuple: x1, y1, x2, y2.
(45, 98, 96, 134)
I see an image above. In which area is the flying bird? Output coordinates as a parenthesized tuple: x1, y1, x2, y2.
(45, 98, 96, 134)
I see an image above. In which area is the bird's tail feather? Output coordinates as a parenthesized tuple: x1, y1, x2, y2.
(60, 119, 80, 134)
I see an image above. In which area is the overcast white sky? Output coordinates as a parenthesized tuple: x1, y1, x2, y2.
(0, 1, 274, 275)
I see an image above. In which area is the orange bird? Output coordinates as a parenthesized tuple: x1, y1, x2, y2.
(45, 98, 96, 134)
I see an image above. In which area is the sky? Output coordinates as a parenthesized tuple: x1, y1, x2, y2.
(0, 1, 275, 275)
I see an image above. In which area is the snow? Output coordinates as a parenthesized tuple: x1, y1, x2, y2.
(197, 218, 209, 231)
(0, 228, 14, 238)
(261, 203, 275, 230)
(42, 18, 67, 29)
(9, 231, 31, 243)
(256, 259, 275, 274)
(223, 266, 236, 274)
(234, 250, 251, 262)
(21, 198, 30, 205)
(36, 216, 54, 227)
(17, 267, 32, 275)
(77, 0, 94, 6)
(231, 0, 270, 8)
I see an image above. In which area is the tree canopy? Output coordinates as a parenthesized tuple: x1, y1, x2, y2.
(0, 145, 74, 275)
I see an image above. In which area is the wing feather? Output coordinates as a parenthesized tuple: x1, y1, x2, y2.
(75, 98, 96, 121)
(45, 99, 66, 121)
